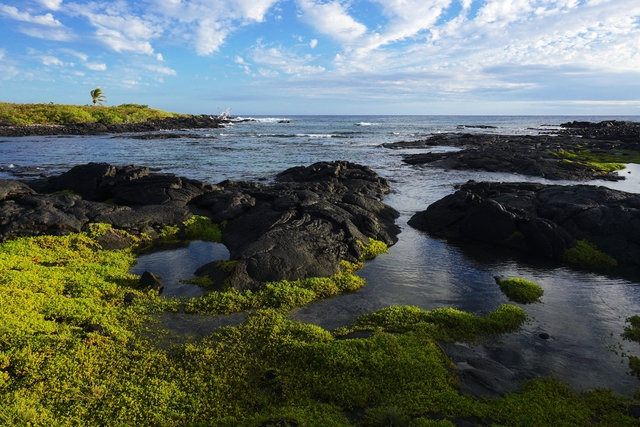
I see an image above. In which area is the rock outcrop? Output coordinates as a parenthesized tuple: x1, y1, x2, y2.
(195, 161, 400, 290)
(408, 181, 640, 265)
(385, 120, 640, 181)
(0, 115, 226, 137)
(1, 161, 400, 290)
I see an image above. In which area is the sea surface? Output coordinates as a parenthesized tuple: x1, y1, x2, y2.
(2, 115, 640, 395)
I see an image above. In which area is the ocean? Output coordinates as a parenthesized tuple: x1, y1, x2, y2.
(2, 115, 640, 395)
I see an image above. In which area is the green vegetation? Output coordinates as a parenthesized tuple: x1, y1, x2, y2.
(497, 277, 544, 304)
(1, 227, 638, 426)
(622, 315, 640, 380)
(551, 148, 640, 174)
(564, 240, 618, 267)
(0, 102, 181, 126)
(158, 215, 223, 244)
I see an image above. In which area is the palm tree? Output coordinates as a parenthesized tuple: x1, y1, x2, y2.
(90, 88, 106, 106)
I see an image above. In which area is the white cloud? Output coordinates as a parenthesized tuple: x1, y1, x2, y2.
(40, 55, 70, 66)
(85, 62, 107, 71)
(250, 43, 325, 75)
(0, 4, 63, 26)
(0, 49, 4, 60)
(145, 0, 280, 55)
(38, 0, 64, 10)
(19, 26, 74, 41)
(156, 53, 164, 61)
(309, 39, 318, 48)
(65, 2, 162, 55)
(297, 0, 367, 45)
(146, 64, 177, 75)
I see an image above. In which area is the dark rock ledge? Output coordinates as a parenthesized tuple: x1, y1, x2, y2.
(384, 120, 640, 181)
(0, 115, 227, 137)
(0, 161, 400, 290)
(408, 181, 640, 265)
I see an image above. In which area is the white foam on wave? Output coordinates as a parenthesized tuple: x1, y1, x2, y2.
(355, 122, 377, 126)
(236, 117, 289, 123)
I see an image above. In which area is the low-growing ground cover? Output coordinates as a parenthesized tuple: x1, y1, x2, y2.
(496, 278, 544, 304)
(0, 224, 638, 426)
(0, 102, 181, 126)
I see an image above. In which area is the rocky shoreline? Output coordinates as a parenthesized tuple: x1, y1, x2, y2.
(0, 161, 399, 290)
(385, 120, 640, 181)
(408, 181, 640, 266)
(0, 114, 229, 137)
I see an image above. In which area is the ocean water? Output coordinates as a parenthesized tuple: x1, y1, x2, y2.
(2, 115, 640, 395)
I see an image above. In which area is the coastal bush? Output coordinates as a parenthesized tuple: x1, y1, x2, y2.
(564, 240, 618, 267)
(0, 102, 180, 126)
(497, 277, 544, 304)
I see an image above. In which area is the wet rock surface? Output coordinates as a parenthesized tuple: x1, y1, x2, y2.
(0, 115, 226, 137)
(385, 120, 640, 181)
(197, 161, 400, 290)
(409, 181, 640, 265)
(1, 161, 400, 291)
(440, 342, 518, 398)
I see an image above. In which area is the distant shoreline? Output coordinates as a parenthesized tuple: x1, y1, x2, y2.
(0, 115, 229, 137)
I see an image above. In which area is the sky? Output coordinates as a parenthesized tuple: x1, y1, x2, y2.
(0, 0, 639, 115)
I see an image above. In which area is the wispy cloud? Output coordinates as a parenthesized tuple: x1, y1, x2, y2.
(250, 43, 325, 75)
(0, 4, 62, 26)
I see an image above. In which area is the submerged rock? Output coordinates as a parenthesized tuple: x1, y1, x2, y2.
(409, 181, 640, 265)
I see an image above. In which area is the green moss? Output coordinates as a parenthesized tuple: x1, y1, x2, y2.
(158, 224, 180, 241)
(183, 215, 222, 242)
(360, 238, 389, 260)
(409, 419, 456, 427)
(52, 189, 77, 196)
(497, 277, 544, 304)
(622, 315, 640, 344)
(551, 148, 640, 174)
(1, 226, 638, 426)
(351, 304, 527, 342)
(564, 240, 618, 267)
(179, 276, 215, 287)
(183, 261, 367, 315)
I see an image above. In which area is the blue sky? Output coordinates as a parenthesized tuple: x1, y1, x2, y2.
(0, 0, 639, 115)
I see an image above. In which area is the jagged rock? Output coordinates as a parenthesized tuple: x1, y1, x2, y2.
(0, 179, 36, 201)
(393, 121, 640, 181)
(1, 161, 400, 291)
(207, 161, 400, 290)
(409, 181, 640, 264)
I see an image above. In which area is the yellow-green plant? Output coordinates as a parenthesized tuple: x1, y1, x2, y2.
(497, 277, 544, 304)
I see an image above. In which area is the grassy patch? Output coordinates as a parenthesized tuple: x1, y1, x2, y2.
(0, 102, 181, 126)
(564, 240, 618, 267)
(497, 277, 544, 304)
